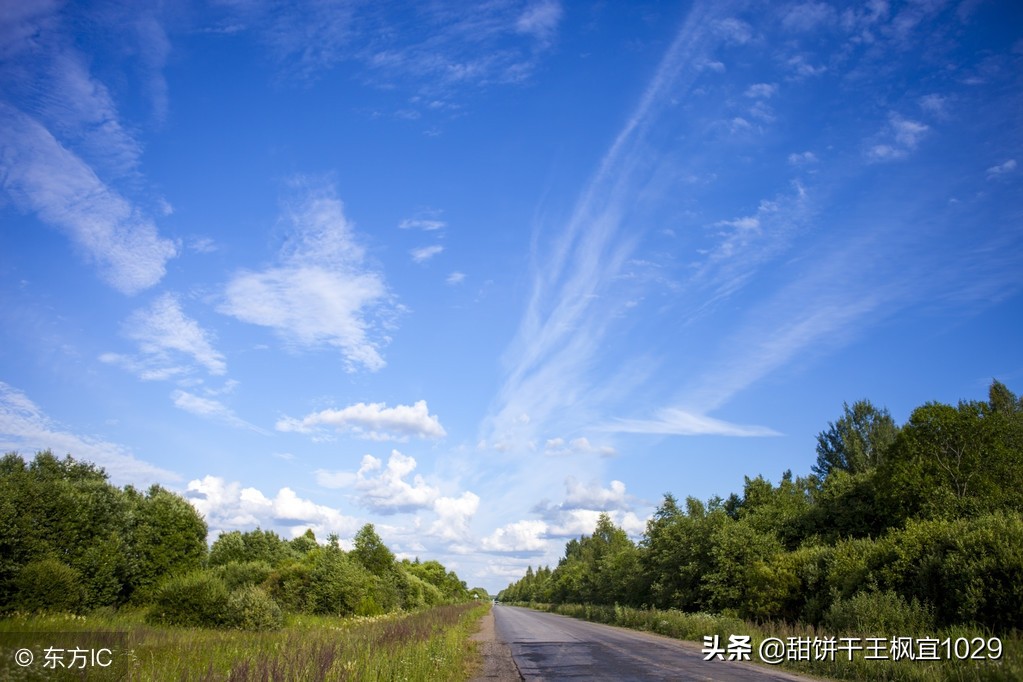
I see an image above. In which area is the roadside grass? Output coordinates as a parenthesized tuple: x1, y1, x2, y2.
(0, 602, 488, 681)
(515, 603, 1022, 681)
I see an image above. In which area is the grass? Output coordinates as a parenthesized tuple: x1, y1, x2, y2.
(0, 603, 489, 681)
(516, 602, 1023, 682)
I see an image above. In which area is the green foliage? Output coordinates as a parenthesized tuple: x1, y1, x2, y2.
(126, 485, 207, 602)
(209, 528, 296, 568)
(503, 380, 1023, 636)
(824, 590, 934, 635)
(307, 546, 374, 616)
(215, 560, 273, 591)
(813, 399, 898, 478)
(264, 560, 314, 613)
(352, 524, 395, 576)
(147, 570, 230, 628)
(14, 558, 83, 613)
(225, 585, 284, 630)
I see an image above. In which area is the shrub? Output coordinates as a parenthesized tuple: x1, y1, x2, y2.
(824, 589, 934, 636)
(265, 560, 313, 613)
(216, 560, 273, 591)
(146, 570, 230, 628)
(226, 585, 283, 630)
(15, 558, 83, 613)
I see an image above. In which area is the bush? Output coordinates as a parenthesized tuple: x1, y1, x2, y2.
(15, 558, 83, 613)
(824, 589, 934, 636)
(226, 585, 283, 630)
(147, 570, 230, 628)
(216, 560, 273, 591)
(307, 549, 372, 616)
(265, 561, 313, 613)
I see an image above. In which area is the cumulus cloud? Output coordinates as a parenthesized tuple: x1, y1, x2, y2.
(186, 474, 360, 541)
(0, 381, 178, 486)
(562, 478, 629, 510)
(354, 450, 441, 513)
(219, 180, 392, 372)
(429, 491, 480, 543)
(481, 520, 549, 553)
(277, 400, 446, 441)
(315, 450, 479, 543)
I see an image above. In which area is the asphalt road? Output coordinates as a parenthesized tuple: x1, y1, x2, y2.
(492, 605, 820, 681)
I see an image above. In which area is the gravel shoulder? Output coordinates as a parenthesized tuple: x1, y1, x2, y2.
(469, 607, 523, 681)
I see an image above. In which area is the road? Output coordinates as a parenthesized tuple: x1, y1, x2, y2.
(492, 605, 821, 681)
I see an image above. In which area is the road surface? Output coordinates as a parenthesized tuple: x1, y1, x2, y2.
(492, 605, 821, 681)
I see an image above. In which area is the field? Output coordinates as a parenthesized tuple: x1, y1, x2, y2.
(0, 602, 489, 681)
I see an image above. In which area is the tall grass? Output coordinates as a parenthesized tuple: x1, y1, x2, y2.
(521, 603, 1022, 681)
(0, 603, 488, 681)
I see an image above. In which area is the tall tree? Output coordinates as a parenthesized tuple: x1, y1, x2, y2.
(813, 400, 899, 479)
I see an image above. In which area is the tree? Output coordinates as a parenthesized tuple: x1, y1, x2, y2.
(125, 485, 207, 601)
(352, 524, 395, 576)
(813, 400, 898, 479)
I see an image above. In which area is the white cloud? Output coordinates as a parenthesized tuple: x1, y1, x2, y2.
(919, 93, 949, 118)
(868, 113, 929, 161)
(515, 1, 563, 43)
(446, 271, 466, 285)
(120, 293, 227, 376)
(788, 150, 818, 165)
(411, 245, 444, 263)
(744, 82, 777, 98)
(0, 104, 177, 294)
(716, 18, 753, 44)
(399, 218, 446, 231)
(219, 180, 393, 372)
(782, 2, 837, 32)
(986, 159, 1017, 179)
(185, 475, 359, 541)
(543, 436, 616, 457)
(481, 520, 549, 553)
(608, 408, 780, 437)
(785, 54, 827, 77)
(430, 491, 480, 542)
(277, 400, 446, 441)
(562, 478, 629, 510)
(354, 450, 441, 514)
(170, 390, 267, 433)
(0, 381, 178, 485)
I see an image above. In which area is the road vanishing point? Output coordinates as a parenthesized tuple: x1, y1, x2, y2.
(491, 605, 822, 681)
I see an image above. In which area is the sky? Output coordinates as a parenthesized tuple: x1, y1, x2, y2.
(1, 0, 1021, 594)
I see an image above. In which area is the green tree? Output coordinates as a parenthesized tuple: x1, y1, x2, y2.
(352, 524, 395, 576)
(126, 485, 207, 601)
(813, 400, 898, 479)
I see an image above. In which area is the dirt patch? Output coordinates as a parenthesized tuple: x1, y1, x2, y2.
(469, 608, 522, 681)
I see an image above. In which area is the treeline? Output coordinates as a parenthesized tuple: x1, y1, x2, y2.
(500, 381, 1023, 633)
(0, 451, 476, 629)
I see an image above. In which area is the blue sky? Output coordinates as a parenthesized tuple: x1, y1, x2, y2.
(1, 0, 1021, 593)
